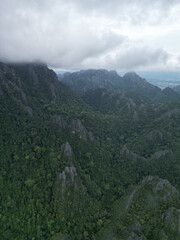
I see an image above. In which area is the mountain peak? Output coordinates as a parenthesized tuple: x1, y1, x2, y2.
(123, 72, 143, 81)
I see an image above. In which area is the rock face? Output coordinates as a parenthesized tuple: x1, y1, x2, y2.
(61, 142, 73, 159)
(162, 207, 180, 238)
(99, 176, 179, 240)
(70, 119, 94, 141)
(121, 146, 146, 161)
(24, 106, 33, 116)
(58, 166, 78, 199)
(56, 142, 78, 199)
(0, 62, 27, 102)
(0, 62, 73, 121)
(151, 150, 174, 160)
(155, 87, 180, 102)
(52, 115, 66, 129)
(174, 84, 180, 94)
(153, 179, 179, 202)
(123, 72, 161, 98)
(146, 130, 163, 141)
(121, 175, 179, 213)
(61, 69, 161, 99)
(61, 69, 124, 96)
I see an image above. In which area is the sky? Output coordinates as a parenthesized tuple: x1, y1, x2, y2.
(1, 0, 180, 71)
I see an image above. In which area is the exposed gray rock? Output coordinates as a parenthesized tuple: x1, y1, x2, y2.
(142, 175, 154, 183)
(5, 76, 27, 102)
(58, 165, 78, 199)
(61, 142, 73, 158)
(28, 67, 39, 86)
(151, 150, 174, 159)
(71, 119, 87, 138)
(121, 146, 146, 161)
(21, 90, 27, 102)
(130, 222, 141, 233)
(146, 130, 163, 141)
(88, 131, 94, 141)
(52, 115, 66, 129)
(141, 176, 179, 207)
(153, 178, 179, 202)
(70, 119, 94, 141)
(50, 83, 57, 99)
(24, 106, 33, 116)
(140, 103, 145, 109)
(120, 92, 125, 100)
(162, 207, 180, 235)
(59, 166, 77, 186)
(125, 188, 137, 210)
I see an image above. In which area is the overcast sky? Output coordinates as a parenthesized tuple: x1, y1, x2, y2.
(1, 0, 180, 71)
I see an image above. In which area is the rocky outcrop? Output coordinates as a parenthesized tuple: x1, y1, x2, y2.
(123, 222, 146, 240)
(24, 106, 33, 116)
(59, 166, 77, 189)
(151, 150, 174, 160)
(121, 146, 146, 161)
(146, 130, 163, 141)
(162, 207, 180, 237)
(0, 62, 27, 102)
(153, 179, 179, 202)
(54, 142, 79, 199)
(49, 83, 57, 99)
(61, 69, 124, 96)
(124, 176, 179, 210)
(52, 115, 66, 129)
(127, 98, 136, 109)
(70, 119, 94, 141)
(125, 188, 137, 210)
(61, 142, 73, 159)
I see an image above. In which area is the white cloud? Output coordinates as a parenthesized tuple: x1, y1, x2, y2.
(0, 0, 180, 71)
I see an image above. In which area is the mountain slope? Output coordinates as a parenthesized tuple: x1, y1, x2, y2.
(61, 69, 125, 96)
(123, 72, 161, 98)
(174, 84, 180, 94)
(61, 69, 180, 103)
(155, 87, 180, 102)
(0, 62, 180, 240)
(97, 176, 180, 240)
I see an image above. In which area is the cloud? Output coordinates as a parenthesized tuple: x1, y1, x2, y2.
(112, 47, 169, 70)
(79, 46, 169, 71)
(0, 0, 179, 70)
(0, 0, 126, 67)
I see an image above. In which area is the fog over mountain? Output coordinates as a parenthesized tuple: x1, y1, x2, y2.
(1, 0, 180, 71)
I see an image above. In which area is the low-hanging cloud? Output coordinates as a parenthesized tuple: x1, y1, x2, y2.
(113, 47, 169, 70)
(0, 0, 179, 70)
(79, 46, 169, 71)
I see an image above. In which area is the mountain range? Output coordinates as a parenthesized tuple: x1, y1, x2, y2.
(0, 62, 180, 240)
(60, 70, 180, 102)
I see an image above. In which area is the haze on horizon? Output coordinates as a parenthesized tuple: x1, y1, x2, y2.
(1, 0, 180, 72)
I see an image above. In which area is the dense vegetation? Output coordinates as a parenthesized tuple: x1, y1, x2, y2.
(0, 63, 180, 239)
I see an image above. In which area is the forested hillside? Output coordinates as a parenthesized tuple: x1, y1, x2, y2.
(0, 63, 180, 240)
(60, 70, 180, 102)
